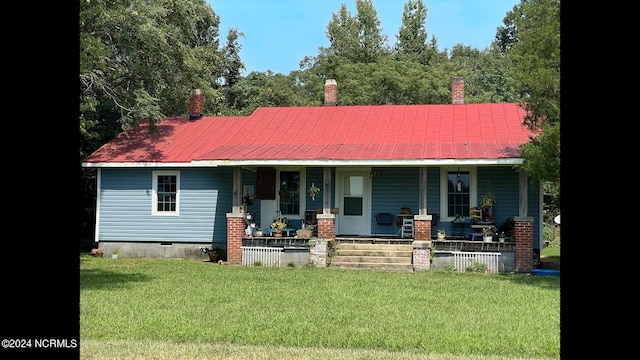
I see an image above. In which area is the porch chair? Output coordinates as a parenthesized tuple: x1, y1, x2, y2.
(375, 212, 395, 235)
(469, 206, 495, 240)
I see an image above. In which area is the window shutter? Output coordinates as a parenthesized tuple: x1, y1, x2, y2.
(256, 167, 276, 199)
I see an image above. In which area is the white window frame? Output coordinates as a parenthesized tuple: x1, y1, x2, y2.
(152, 170, 180, 216)
(439, 167, 477, 222)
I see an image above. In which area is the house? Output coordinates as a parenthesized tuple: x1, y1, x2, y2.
(82, 78, 540, 272)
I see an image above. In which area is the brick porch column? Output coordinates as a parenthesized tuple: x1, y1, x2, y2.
(316, 214, 335, 239)
(226, 213, 244, 265)
(412, 240, 431, 271)
(514, 216, 534, 273)
(413, 214, 432, 241)
(309, 238, 329, 267)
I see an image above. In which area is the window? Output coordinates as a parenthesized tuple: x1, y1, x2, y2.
(440, 168, 477, 220)
(448, 171, 470, 218)
(279, 171, 300, 216)
(343, 175, 363, 216)
(152, 171, 180, 216)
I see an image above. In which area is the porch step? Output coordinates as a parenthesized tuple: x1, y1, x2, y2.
(330, 243, 413, 271)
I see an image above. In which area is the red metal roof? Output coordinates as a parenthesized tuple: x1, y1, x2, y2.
(83, 103, 532, 165)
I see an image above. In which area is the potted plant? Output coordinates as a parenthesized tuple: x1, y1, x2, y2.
(308, 183, 321, 201)
(255, 227, 263, 237)
(436, 229, 446, 239)
(296, 224, 314, 239)
(498, 217, 515, 238)
(498, 231, 506, 243)
(480, 192, 496, 207)
(270, 218, 289, 237)
(482, 227, 494, 242)
(111, 249, 120, 259)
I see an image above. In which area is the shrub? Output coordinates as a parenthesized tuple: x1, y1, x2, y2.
(465, 261, 488, 273)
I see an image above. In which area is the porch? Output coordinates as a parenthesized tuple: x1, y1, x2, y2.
(240, 235, 518, 272)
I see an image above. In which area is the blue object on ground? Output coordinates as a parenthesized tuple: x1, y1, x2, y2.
(530, 269, 560, 276)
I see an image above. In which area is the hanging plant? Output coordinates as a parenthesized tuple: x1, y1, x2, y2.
(308, 183, 321, 201)
(480, 192, 496, 207)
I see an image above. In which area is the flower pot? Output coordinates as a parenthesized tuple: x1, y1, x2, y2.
(274, 230, 283, 238)
(437, 233, 446, 239)
(498, 237, 505, 243)
(483, 235, 493, 242)
(111, 254, 119, 259)
(256, 230, 263, 237)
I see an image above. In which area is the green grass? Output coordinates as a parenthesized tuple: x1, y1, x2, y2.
(540, 238, 560, 269)
(80, 256, 559, 359)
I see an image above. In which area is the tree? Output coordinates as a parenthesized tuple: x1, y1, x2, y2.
(441, 43, 518, 104)
(324, 3, 361, 64)
(222, 28, 246, 88)
(503, 0, 560, 130)
(323, 0, 389, 64)
(394, 0, 437, 65)
(353, 0, 389, 63)
(80, 0, 227, 242)
(222, 28, 246, 108)
(496, 0, 560, 220)
(498, 0, 560, 181)
(225, 71, 317, 115)
(80, 0, 224, 145)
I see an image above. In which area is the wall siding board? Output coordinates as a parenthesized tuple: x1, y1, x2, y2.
(98, 168, 232, 243)
(370, 167, 417, 233)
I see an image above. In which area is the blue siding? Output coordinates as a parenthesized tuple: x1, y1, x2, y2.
(367, 166, 540, 242)
(303, 167, 326, 209)
(242, 167, 332, 227)
(98, 168, 232, 243)
(371, 167, 416, 232)
(370, 167, 442, 233)
(477, 167, 520, 231)
(98, 165, 540, 246)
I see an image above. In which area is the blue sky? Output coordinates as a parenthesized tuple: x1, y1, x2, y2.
(207, 0, 519, 75)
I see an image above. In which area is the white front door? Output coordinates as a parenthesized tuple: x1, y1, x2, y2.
(336, 170, 370, 236)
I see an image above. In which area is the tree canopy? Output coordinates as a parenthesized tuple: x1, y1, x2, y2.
(496, 0, 560, 183)
(79, 0, 560, 240)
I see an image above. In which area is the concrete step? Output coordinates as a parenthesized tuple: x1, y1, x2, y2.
(330, 243, 413, 271)
(330, 262, 414, 271)
(334, 249, 412, 257)
(336, 243, 413, 251)
(332, 255, 411, 263)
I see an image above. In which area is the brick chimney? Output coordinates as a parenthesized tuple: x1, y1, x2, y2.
(452, 77, 464, 104)
(324, 79, 337, 106)
(189, 89, 204, 120)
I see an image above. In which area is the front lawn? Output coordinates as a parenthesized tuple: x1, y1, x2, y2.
(80, 256, 559, 359)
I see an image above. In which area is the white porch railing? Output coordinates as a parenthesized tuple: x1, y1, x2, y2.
(451, 251, 501, 274)
(241, 246, 282, 267)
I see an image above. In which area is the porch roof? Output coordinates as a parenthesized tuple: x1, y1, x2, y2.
(83, 103, 534, 167)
